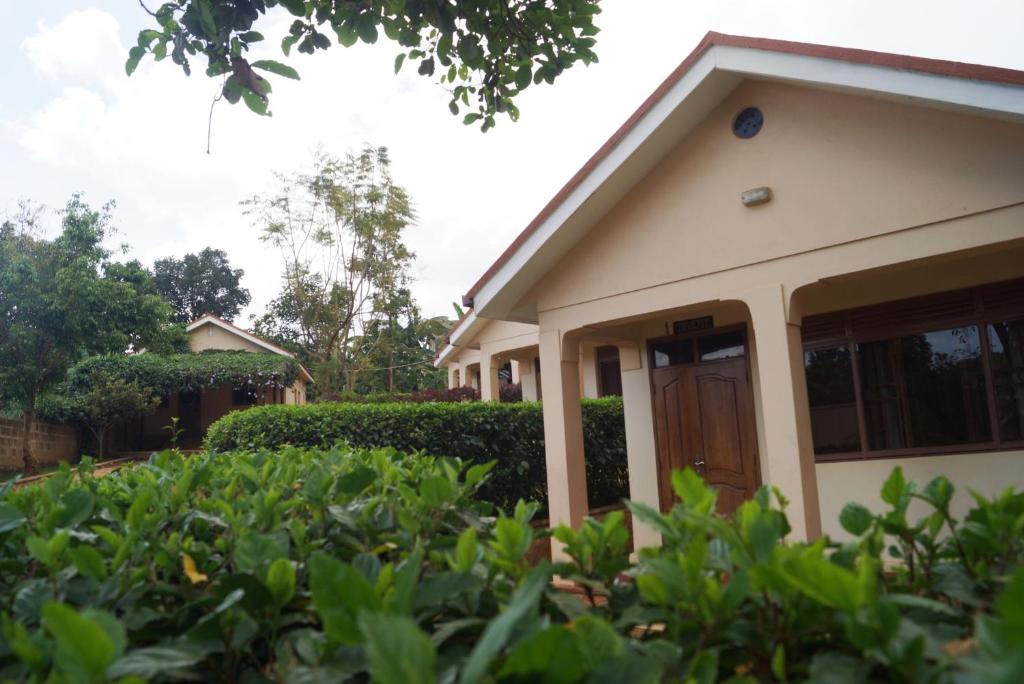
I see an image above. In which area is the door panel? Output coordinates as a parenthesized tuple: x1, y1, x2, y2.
(652, 370, 687, 510)
(650, 334, 760, 515)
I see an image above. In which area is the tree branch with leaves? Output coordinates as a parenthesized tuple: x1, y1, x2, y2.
(129, 0, 601, 129)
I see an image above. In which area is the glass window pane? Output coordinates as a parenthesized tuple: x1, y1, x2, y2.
(698, 331, 745, 361)
(652, 339, 694, 368)
(804, 346, 861, 454)
(858, 326, 990, 450)
(989, 320, 1024, 442)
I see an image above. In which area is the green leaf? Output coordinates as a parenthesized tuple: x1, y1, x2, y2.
(42, 603, 117, 682)
(57, 489, 94, 528)
(514, 65, 532, 90)
(779, 548, 863, 613)
(241, 89, 270, 116)
(499, 626, 584, 682)
(27, 535, 53, 567)
(251, 59, 300, 80)
(997, 567, 1024, 647)
(359, 612, 435, 684)
(459, 565, 552, 684)
(839, 502, 874, 536)
(239, 31, 264, 43)
(0, 503, 26, 533)
(355, 14, 379, 44)
(234, 529, 288, 576)
(266, 557, 296, 608)
(335, 22, 359, 48)
(281, 34, 299, 56)
(125, 45, 146, 76)
(196, 0, 218, 41)
(108, 644, 209, 680)
(394, 53, 406, 74)
(70, 546, 107, 582)
(453, 527, 477, 573)
(309, 552, 378, 644)
(880, 467, 906, 507)
(279, 0, 306, 17)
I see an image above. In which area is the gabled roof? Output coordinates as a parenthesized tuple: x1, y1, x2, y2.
(186, 314, 315, 383)
(462, 32, 1024, 325)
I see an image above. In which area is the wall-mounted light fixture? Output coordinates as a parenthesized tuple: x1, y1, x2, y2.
(741, 186, 772, 207)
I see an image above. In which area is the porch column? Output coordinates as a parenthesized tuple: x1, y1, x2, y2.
(539, 329, 588, 558)
(447, 365, 459, 390)
(518, 354, 538, 401)
(511, 360, 521, 384)
(617, 342, 663, 550)
(479, 349, 501, 402)
(744, 285, 822, 540)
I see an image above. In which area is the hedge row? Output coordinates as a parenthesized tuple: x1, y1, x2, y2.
(205, 398, 628, 514)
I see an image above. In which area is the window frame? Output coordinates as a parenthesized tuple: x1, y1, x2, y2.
(802, 279, 1024, 463)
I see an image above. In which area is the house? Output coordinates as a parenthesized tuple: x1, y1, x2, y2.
(435, 32, 1024, 553)
(117, 314, 313, 450)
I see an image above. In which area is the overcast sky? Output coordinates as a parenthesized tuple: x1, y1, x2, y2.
(2, 1, 1022, 323)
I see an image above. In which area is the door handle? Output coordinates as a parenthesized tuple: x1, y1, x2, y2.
(694, 455, 705, 475)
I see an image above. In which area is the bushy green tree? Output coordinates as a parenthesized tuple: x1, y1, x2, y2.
(152, 247, 251, 323)
(43, 373, 161, 458)
(0, 197, 171, 471)
(129, 0, 601, 129)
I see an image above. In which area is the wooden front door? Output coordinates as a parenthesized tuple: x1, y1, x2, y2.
(650, 328, 760, 514)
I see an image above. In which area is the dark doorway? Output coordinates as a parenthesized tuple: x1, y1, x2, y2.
(177, 389, 203, 448)
(649, 327, 760, 514)
(596, 346, 622, 397)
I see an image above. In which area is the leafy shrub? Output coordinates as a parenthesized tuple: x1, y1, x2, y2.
(0, 452, 1021, 682)
(336, 386, 481, 403)
(205, 398, 628, 513)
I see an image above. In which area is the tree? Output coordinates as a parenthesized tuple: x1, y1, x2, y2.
(152, 247, 252, 323)
(43, 372, 161, 458)
(350, 288, 451, 394)
(248, 146, 415, 396)
(0, 196, 172, 471)
(129, 0, 601, 130)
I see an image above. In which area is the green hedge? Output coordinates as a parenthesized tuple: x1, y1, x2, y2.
(205, 398, 628, 514)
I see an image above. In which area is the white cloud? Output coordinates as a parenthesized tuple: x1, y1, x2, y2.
(4, 0, 1023, 322)
(21, 9, 124, 85)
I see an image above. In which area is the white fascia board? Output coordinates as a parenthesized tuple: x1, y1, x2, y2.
(434, 311, 481, 367)
(716, 45, 1024, 120)
(471, 50, 720, 318)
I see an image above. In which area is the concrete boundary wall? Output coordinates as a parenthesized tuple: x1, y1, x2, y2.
(0, 418, 78, 471)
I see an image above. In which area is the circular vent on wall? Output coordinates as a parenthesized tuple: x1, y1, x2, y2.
(733, 107, 764, 139)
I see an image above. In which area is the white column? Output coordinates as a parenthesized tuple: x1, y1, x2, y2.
(479, 351, 500, 402)
(744, 285, 822, 540)
(539, 329, 588, 559)
(447, 365, 458, 390)
(511, 360, 521, 384)
(519, 355, 539, 401)
(619, 346, 662, 550)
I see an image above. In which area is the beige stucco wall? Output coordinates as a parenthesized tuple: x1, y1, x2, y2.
(528, 79, 1024, 315)
(817, 450, 1024, 542)
(188, 323, 268, 353)
(516, 78, 1024, 547)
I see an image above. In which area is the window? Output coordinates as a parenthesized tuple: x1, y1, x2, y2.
(596, 346, 622, 397)
(233, 385, 258, 406)
(805, 346, 861, 454)
(802, 279, 1024, 460)
(698, 331, 745, 361)
(652, 339, 694, 368)
(989, 320, 1024, 442)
